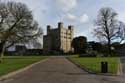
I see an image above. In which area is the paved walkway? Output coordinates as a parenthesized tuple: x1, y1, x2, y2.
(119, 57, 125, 75)
(0, 57, 125, 83)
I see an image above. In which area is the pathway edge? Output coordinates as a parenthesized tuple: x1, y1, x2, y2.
(0, 58, 49, 81)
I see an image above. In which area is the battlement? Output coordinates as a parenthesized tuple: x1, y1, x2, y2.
(58, 22, 63, 29)
(68, 25, 73, 30)
(46, 22, 73, 33)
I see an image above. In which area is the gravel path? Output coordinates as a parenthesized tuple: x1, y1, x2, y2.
(0, 56, 125, 83)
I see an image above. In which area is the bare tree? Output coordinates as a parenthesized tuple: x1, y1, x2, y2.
(93, 7, 121, 55)
(0, 1, 42, 62)
(116, 21, 125, 43)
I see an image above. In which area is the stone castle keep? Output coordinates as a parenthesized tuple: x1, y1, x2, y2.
(43, 22, 73, 54)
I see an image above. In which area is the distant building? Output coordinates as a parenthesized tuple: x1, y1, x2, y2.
(26, 49, 43, 55)
(43, 22, 74, 54)
(15, 45, 27, 55)
(7, 45, 43, 55)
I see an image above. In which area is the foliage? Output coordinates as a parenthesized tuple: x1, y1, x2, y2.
(71, 36, 87, 54)
(88, 41, 103, 53)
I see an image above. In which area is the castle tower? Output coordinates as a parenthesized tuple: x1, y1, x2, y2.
(47, 25, 51, 35)
(68, 25, 74, 39)
(43, 22, 74, 54)
(58, 22, 63, 29)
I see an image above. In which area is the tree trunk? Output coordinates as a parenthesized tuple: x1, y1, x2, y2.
(0, 41, 6, 63)
(107, 38, 111, 56)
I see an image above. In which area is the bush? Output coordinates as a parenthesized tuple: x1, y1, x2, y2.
(79, 53, 97, 57)
(79, 54, 89, 57)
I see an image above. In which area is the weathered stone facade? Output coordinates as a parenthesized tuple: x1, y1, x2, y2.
(43, 22, 73, 54)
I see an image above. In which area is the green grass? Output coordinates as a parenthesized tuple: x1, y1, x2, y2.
(68, 55, 118, 74)
(0, 56, 47, 76)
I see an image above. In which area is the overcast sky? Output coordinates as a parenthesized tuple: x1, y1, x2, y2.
(3, 0, 125, 41)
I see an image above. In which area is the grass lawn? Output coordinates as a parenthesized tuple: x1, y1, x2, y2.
(0, 56, 47, 76)
(68, 55, 118, 74)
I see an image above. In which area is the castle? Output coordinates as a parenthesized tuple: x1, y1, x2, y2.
(43, 22, 73, 54)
